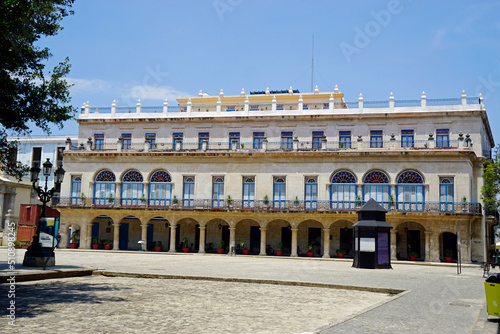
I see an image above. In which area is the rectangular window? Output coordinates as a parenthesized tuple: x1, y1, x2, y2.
(312, 131, 324, 150)
(94, 134, 104, 150)
(305, 177, 318, 209)
(198, 132, 209, 150)
(183, 176, 195, 207)
(436, 129, 449, 148)
(242, 176, 255, 208)
(401, 130, 414, 148)
(212, 176, 225, 208)
(439, 177, 454, 212)
(253, 132, 264, 149)
(339, 131, 351, 149)
(121, 133, 131, 150)
(273, 177, 286, 209)
(32, 147, 42, 167)
(145, 133, 156, 149)
(330, 184, 357, 210)
(370, 130, 383, 148)
(70, 176, 82, 205)
(173, 133, 183, 150)
(229, 132, 240, 150)
(281, 132, 293, 150)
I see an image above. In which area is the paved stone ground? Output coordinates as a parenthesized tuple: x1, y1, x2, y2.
(1, 249, 499, 333)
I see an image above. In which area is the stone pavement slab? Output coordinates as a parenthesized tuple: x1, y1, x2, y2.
(0, 248, 498, 333)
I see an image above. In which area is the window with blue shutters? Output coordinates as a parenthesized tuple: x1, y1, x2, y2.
(242, 176, 255, 208)
(401, 130, 414, 148)
(253, 132, 264, 149)
(121, 133, 131, 150)
(436, 129, 449, 148)
(212, 176, 225, 208)
(121, 170, 144, 206)
(94, 134, 104, 150)
(439, 177, 454, 211)
(339, 131, 351, 149)
(330, 170, 357, 209)
(273, 177, 286, 209)
(305, 177, 318, 209)
(362, 170, 390, 209)
(229, 132, 240, 150)
(149, 170, 172, 207)
(145, 133, 156, 149)
(198, 132, 209, 149)
(71, 176, 82, 205)
(94, 170, 116, 206)
(312, 131, 324, 149)
(396, 170, 424, 211)
(370, 130, 383, 148)
(173, 133, 183, 150)
(281, 132, 293, 150)
(183, 176, 195, 207)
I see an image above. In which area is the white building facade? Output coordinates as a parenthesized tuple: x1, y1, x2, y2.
(55, 87, 496, 263)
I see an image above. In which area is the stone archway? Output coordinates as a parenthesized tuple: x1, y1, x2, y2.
(145, 216, 169, 251)
(440, 232, 458, 261)
(89, 215, 115, 250)
(234, 219, 261, 255)
(117, 215, 142, 250)
(205, 218, 230, 253)
(66, 223, 81, 249)
(395, 221, 427, 260)
(176, 218, 200, 253)
(297, 219, 324, 257)
(328, 220, 355, 257)
(266, 219, 292, 256)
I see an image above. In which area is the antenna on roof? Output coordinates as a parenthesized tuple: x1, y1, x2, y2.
(311, 34, 314, 92)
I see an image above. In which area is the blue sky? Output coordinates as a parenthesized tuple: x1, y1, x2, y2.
(31, 0, 500, 144)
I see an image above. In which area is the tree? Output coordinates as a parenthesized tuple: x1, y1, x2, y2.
(482, 146, 500, 212)
(0, 0, 76, 179)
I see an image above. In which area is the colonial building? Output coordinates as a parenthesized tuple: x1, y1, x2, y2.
(55, 86, 496, 263)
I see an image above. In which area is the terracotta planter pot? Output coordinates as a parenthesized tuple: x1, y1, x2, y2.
(182, 247, 189, 253)
(307, 251, 314, 257)
(155, 246, 162, 252)
(409, 255, 417, 261)
(242, 249, 250, 255)
(92, 244, 100, 250)
(104, 244, 112, 250)
(217, 248, 224, 254)
(337, 253, 345, 258)
(275, 250, 283, 256)
(69, 243, 78, 249)
(444, 256, 453, 263)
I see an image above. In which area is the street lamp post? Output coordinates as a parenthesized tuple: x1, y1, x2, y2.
(23, 158, 65, 268)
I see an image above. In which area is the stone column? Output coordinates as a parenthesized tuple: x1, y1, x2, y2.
(140, 224, 148, 251)
(390, 230, 397, 261)
(59, 224, 68, 249)
(229, 227, 236, 254)
(424, 230, 431, 262)
(169, 223, 177, 252)
(198, 226, 206, 254)
(322, 228, 330, 258)
(259, 227, 267, 256)
(113, 224, 120, 250)
(81, 223, 91, 249)
(291, 228, 298, 257)
(0, 192, 4, 229)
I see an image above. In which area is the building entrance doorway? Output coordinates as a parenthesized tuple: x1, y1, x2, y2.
(250, 226, 261, 254)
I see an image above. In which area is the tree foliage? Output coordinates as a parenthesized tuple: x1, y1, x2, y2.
(482, 146, 500, 212)
(0, 0, 76, 179)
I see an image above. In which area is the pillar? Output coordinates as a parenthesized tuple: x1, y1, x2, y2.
(424, 230, 431, 262)
(60, 224, 68, 249)
(198, 226, 206, 254)
(390, 230, 397, 261)
(140, 224, 148, 251)
(82, 223, 91, 249)
(259, 227, 267, 256)
(291, 228, 298, 257)
(229, 227, 236, 254)
(322, 228, 330, 258)
(169, 223, 177, 252)
(0, 192, 4, 229)
(113, 223, 120, 250)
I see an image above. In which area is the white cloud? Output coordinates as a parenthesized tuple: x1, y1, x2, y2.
(123, 84, 190, 102)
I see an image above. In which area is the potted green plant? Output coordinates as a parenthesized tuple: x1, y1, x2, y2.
(104, 240, 112, 250)
(13, 240, 25, 249)
(172, 195, 178, 207)
(217, 240, 225, 254)
(461, 196, 468, 212)
(227, 195, 233, 208)
(155, 241, 162, 252)
(80, 192, 86, 206)
(140, 193, 146, 205)
(239, 240, 250, 255)
(69, 230, 80, 249)
(263, 195, 269, 209)
(444, 249, 453, 262)
(275, 241, 283, 256)
(182, 237, 189, 253)
(336, 248, 347, 258)
(107, 193, 114, 206)
(388, 195, 395, 210)
(306, 243, 314, 257)
(294, 196, 299, 209)
(92, 236, 100, 249)
(355, 195, 362, 208)
(408, 251, 418, 261)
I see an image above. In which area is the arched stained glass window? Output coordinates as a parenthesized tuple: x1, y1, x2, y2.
(122, 170, 143, 182)
(363, 170, 389, 184)
(94, 170, 116, 206)
(121, 170, 144, 206)
(95, 170, 115, 182)
(362, 170, 390, 208)
(330, 170, 357, 210)
(149, 170, 172, 207)
(396, 170, 425, 211)
(397, 170, 423, 184)
(150, 170, 171, 183)
(331, 170, 357, 184)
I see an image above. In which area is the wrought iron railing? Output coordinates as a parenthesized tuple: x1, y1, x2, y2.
(53, 197, 482, 215)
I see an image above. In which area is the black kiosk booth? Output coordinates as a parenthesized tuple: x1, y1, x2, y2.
(352, 198, 392, 269)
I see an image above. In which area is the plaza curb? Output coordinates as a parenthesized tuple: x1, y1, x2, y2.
(0, 268, 95, 283)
